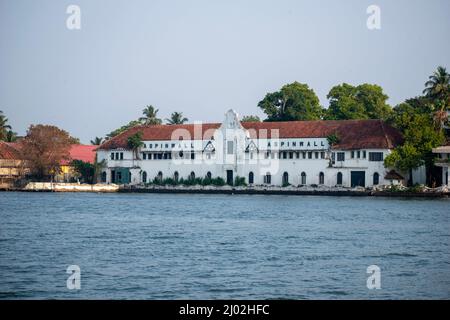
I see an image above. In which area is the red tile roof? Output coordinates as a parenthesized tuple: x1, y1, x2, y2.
(0, 142, 22, 160)
(62, 145, 97, 165)
(98, 119, 403, 151)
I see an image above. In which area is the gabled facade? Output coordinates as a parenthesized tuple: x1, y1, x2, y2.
(97, 110, 403, 188)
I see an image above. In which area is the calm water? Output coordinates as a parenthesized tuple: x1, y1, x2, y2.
(0, 192, 449, 300)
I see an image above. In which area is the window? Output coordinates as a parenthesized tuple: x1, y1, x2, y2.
(363, 151, 366, 158)
(282, 172, 289, 185)
(301, 172, 306, 185)
(302, 152, 306, 159)
(227, 141, 234, 154)
(369, 152, 384, 162)
(289, 152, 293, 159)
(111, 153, 114, 160)
(179, 151, 184, 158)
(264, 173, 271, 184)
(190, 172, 196, 180)
(190, 152, 195, 160)
(206, 172, 212, 179)
(143, 153, 147, 160)
(337, 172, 343, 185)
(337, 152, 345, 162)
(249, 172, 254, 184)
(315, 152, 319, 159)
(357, 151, 361, 158)
(116, 152, 119, 160)
(142, 171, 147, 183)
(319, 172, 324, 185)
(120, 153, 123, 160)
(351, 151, 355, 159)
(373, 172, 380, 185)
(308, 152, 312, 159)
(321, 152, 325, 159)
(157, 171, 163, 182)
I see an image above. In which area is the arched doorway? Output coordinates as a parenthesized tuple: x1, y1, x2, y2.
(142, 171, 147, 183)
(282, 172, 289, 185)
(248, 172, 254, 184)
(373, 172, 380, 185)
(301, 172, 306, 185)
(337, 172, 343, 185)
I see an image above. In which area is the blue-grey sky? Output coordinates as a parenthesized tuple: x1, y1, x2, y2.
(1, 0, 449, 143)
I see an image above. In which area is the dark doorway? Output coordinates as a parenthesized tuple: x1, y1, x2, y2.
(226, 170, 233, 185)
(248, 172, 254, 184)
(111, 170, 116, 184)
(351, 171, 365, 188)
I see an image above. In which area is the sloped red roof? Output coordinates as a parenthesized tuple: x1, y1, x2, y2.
(98, 119, 403, 150)
(385, 170, 404, 180)
(0, 142, 21, 160)
(62, 145, 97, 165)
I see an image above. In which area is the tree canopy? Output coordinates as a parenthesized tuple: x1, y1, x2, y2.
(324, 83, 392, 120)
(139, 105, 162, 125)
(166, 112, 188, 125)
(258, 82, 323, 121)
(241, 115, 261, 122)
(385, 66, 448, 184)
(21, 125, 73, 180)
(0, 110, 14, 141)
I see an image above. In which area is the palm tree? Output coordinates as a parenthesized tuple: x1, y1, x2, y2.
(423, 66, 450, 128)
(90, 136, 103, 145)
(5, 130, 17, 142)
(127, 132, 144, 166)
(139, 105, 162, 125)
(0, 110, 12, 141)
(166, 112, 188, 125)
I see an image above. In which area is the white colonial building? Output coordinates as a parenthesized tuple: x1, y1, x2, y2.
(97, 110, 403, 188)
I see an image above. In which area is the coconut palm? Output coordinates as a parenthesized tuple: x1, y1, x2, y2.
(423, 66, 450, 128)
(423, 66, 450, 100)
(166, 112, 188, 125)
(5, 130, 17, 142)
(139, 105, 162, 125)
(0, 110, 12, 141)
(90, 136, 103, 145)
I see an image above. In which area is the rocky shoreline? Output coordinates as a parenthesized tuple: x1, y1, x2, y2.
(1, 182, 449, 198)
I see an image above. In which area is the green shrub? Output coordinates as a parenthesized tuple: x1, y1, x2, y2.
(234, 176, 247, 187)
(211, 177, 226, 186)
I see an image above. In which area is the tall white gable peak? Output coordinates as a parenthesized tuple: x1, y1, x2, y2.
(222, 109, 242, 129)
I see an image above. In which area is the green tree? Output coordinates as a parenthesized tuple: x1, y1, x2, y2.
(5, 130, 18, 142)
(423, 66, 449, 128)
(139, 105, 162, 125)
(127, 131, 144, 162)
(166, 112, 188, 125)
(324, 83, 392, 120)
(385, 113, 445, 184)
(71, 160, 95, 184)
(90, 137, 103, 145)
(0, 110, 12, 141)
(106, 120, 141, 138)
(423, 66, 450, 102)
(241, 115, 261, 122)
(258, 82, 323, 121)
